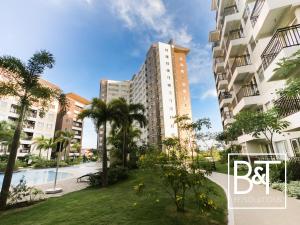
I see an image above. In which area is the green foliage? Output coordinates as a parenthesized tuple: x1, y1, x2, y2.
(0, 120, 15, 146)
(228, 109, 289, 148)
(8, 176, 44, 205)
(272, 181, 300, 199)
(89, 166, 129, 187)
(219, 145, 241, 163)
(0, 161, 19, 172)
(270, 158, 300, 183)
(133, 183, 145, 195)
(138, 144, 216, 213)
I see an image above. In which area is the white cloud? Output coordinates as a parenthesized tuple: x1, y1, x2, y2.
(109, 0, 192, 46)
(201, 88, 217, 99)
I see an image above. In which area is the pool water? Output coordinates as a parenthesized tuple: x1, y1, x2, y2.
(0, 168, 72, 187)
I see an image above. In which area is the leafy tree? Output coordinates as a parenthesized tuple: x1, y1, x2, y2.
(71, 142, 81, 155)
(274, 49, 300, 97)
(109, 97, 147, 167)
(0, 50, 68, 209)
(174, 115, 211, 160)
(232, 109, 289, 152)
(78, 98, 117, 187)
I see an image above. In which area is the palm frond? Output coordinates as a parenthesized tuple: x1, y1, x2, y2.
(27, 50, 55, 75)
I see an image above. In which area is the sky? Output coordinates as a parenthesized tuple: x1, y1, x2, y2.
(0, 0, 221, 148)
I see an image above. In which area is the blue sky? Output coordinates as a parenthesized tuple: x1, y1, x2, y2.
(0, 0, 221, 148)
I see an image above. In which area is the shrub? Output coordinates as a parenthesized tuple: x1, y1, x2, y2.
(0, 161, 18, 172)
(89, 166, 128, 187)
(220, 145, 241, 163)
(8, 176, 44, 205)
(108, 166, 128, 185)
(270, 158, 300, 183)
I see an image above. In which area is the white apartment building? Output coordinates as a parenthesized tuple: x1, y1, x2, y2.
(0, 77, 60, 159)
(210, 0, 300, 157)
(100, 40, 193, 148)
(130, 64, 148, 144)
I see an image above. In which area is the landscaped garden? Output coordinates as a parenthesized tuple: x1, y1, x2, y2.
(0, 169, 227, 225)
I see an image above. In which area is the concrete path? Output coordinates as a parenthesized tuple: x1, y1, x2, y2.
(35, 162, 100, 198)
(208, 172, 300, 225)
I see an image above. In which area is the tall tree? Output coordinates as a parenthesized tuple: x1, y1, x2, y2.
(109, 98, 147, 167)
(0, 50, 68, 209)
(78, 98, 116, 187)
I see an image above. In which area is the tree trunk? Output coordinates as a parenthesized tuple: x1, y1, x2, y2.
(122, 128, 127, 168)
(0, 104, 27, 210)
(102, 122, 108, 187)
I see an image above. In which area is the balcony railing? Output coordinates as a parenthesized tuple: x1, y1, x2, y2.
(216, 73, 227, 87)
(236, 84, 260, 103)
(219, 92, 232, 102)
(225, 27, 244, 50)
(250, 0, 265, 27)
(223, 5, 238, 17)
(274, 94, 300, 118)
(231, 54, 251, 74)
(261, 24, 300, 70)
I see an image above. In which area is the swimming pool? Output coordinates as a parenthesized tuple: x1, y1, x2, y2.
(0, 168, 73, 187)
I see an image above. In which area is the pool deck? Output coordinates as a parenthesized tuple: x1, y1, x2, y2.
(35, 162, 100, 198)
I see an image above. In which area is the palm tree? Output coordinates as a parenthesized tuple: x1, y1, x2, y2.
(0, 50, 68, 209)
(43, 138, 56, 160)
(78, 98, 116, 187)
(56, 130, 74, 160)
(109, 98, 147, 167)
(71, 142, 81, 156)
(33, 135, 47, 158)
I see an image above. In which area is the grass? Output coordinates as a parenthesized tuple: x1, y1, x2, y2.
(0, 169, 227, 225)
(215, 161, 247, 176)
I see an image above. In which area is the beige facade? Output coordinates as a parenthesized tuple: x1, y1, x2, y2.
(55, 92, 90, 156)
(210, 0, 300, 157)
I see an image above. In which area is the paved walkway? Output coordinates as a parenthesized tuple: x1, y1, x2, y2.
(35, 162, 100, 198)
(208, 172, 300, 225)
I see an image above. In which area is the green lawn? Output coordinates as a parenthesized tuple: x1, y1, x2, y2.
(0, 169, 227, 225)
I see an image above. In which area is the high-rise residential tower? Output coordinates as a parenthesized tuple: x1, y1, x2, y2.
(55, 92, 90, 156)
(209, 0, 300, 157)
(99, 40, 193, 148)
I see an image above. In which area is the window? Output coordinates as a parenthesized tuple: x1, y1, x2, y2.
(166, 69, 170, 72)
(166, 62, 170, 65)
(274, 141, 288, 160)
(165, 55, 169, 58)
(168, 84, 171, 87)
(165, 48, 168, 52)
(167, 76, 171, 80)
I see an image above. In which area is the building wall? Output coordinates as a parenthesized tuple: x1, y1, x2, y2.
(0, 73, 59, 159)
(99, 41, 193, 149)
(210, 0, 300, 158)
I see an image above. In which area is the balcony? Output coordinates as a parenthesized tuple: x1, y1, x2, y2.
(219, 91, 233, 108)
(275, 94, 300, 131)
(261, 24, 300, 80)
(223, 5, 238, 17)
(250, 0, 266, 27)
(222, 111, 234, 126)
(251, 0, 293, 39)
(230, 54, 251, 75)
(225, 27, 244, 50)
(216, 73, 228, 89)
(19, 148, 30, 154)
(214, 57, 225, 73)
(233, 84, 261, 115)
(212, 42, 224, 58)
